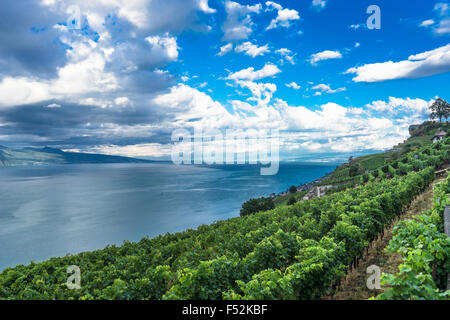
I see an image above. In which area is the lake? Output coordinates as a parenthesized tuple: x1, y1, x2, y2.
(0, 162, 337, 270)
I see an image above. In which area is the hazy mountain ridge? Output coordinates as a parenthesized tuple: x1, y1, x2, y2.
(0, 146, 153, 166)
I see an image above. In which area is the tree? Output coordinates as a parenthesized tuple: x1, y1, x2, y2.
(240, 197, 275, 216)
(429, 98, 450, 123)
(289, 185, 297, 194)
(349, 165, 359, 177)
(287, 196, 297, 206)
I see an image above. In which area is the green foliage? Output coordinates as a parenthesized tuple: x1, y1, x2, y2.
(349, 165, 359, 177)
(240, 197, 275, 217)
(375, 175, 450, 300)
(429, 98, 450, 123)
(287, 197, 297, 206)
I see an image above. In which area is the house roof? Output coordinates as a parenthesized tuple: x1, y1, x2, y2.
(433, 130, 446, 138)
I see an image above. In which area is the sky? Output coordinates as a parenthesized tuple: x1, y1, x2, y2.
(0, 0, 449, 162)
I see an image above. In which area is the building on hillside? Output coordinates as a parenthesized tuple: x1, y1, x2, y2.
(432, 129, 446, 143)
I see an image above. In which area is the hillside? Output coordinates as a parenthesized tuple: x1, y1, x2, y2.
(315, 122, 450, 188)
(0, 146, 153, 167)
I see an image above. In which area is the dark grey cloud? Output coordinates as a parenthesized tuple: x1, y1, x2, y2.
(0, 101, 175, 148)
(0, 1, 68, 78)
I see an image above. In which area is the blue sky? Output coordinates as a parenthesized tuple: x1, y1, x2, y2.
(0, 0, 449, 161)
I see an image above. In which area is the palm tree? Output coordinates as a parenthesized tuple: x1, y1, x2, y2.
(429, 98, 450, 123)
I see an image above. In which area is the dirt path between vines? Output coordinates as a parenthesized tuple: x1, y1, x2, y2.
(326, 176, 446, 300)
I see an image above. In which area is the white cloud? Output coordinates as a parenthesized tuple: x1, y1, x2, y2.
(434, 3, 449, 16)
(153, 84, 235, 130)
(286, 82, 301, 90)
(419, 3, 450, 35)
(45, 103, 61, 108)
(0, 77, 51, 106)
(265, 1, 283, 11)
(365, 97, 433, 115)
(420, 19, 435, 27)
(346, 44, 450, 82)
(48, 0, 217, 34)
(235, 81, 277, 106)
(114, 97, 130, 106)
(276, 48, 295, 65)
(266, 3, 300, 30)
(227, 63, 281, 81)
(311, 0, 326, 10)
(198, 0, 216, 14)
(311, 83, 346, 94)
(355, 42, 360, 48)
(222, 1, 262, 41)
(217, 43, 233, 56)
(235, 42, 270, 57)
(310, 50, 342, 65)
(145, 34, 179, 61)
(435, 18, 450, 34)
(89, 143, 173, 158)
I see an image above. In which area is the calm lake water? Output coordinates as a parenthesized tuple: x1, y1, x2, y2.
(0, 162, 337, 270)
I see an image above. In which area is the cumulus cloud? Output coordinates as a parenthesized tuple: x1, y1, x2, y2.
(222, 1, 262, 41)
(286, 82, 301, 90)
(235, 81, 278, 106)
(217, 43, 233, 56)
(265, 1, 283, 11)
(419, 3, 450, 35)
(311, 0, 327, 10)
(435, 18, 450, 34)
(311, 83, 346, 94)
(226, 63, 281, 81)
(266, 2, 300, 30)
(310, 50, 342, 65)
(365, 97, 433, 115)
(434, 2, 449, 16)
(346, 44, 450, 82)
(420, 19, 435, 27)
(276, 48, 295, 65)
(152, 84, 235, 129)
(235, 42, 270, 57)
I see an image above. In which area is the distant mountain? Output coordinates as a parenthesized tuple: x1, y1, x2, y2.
(0, 146, 154, 167)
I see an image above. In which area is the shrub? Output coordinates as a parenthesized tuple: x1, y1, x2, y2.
(240, 197, 275, 217)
